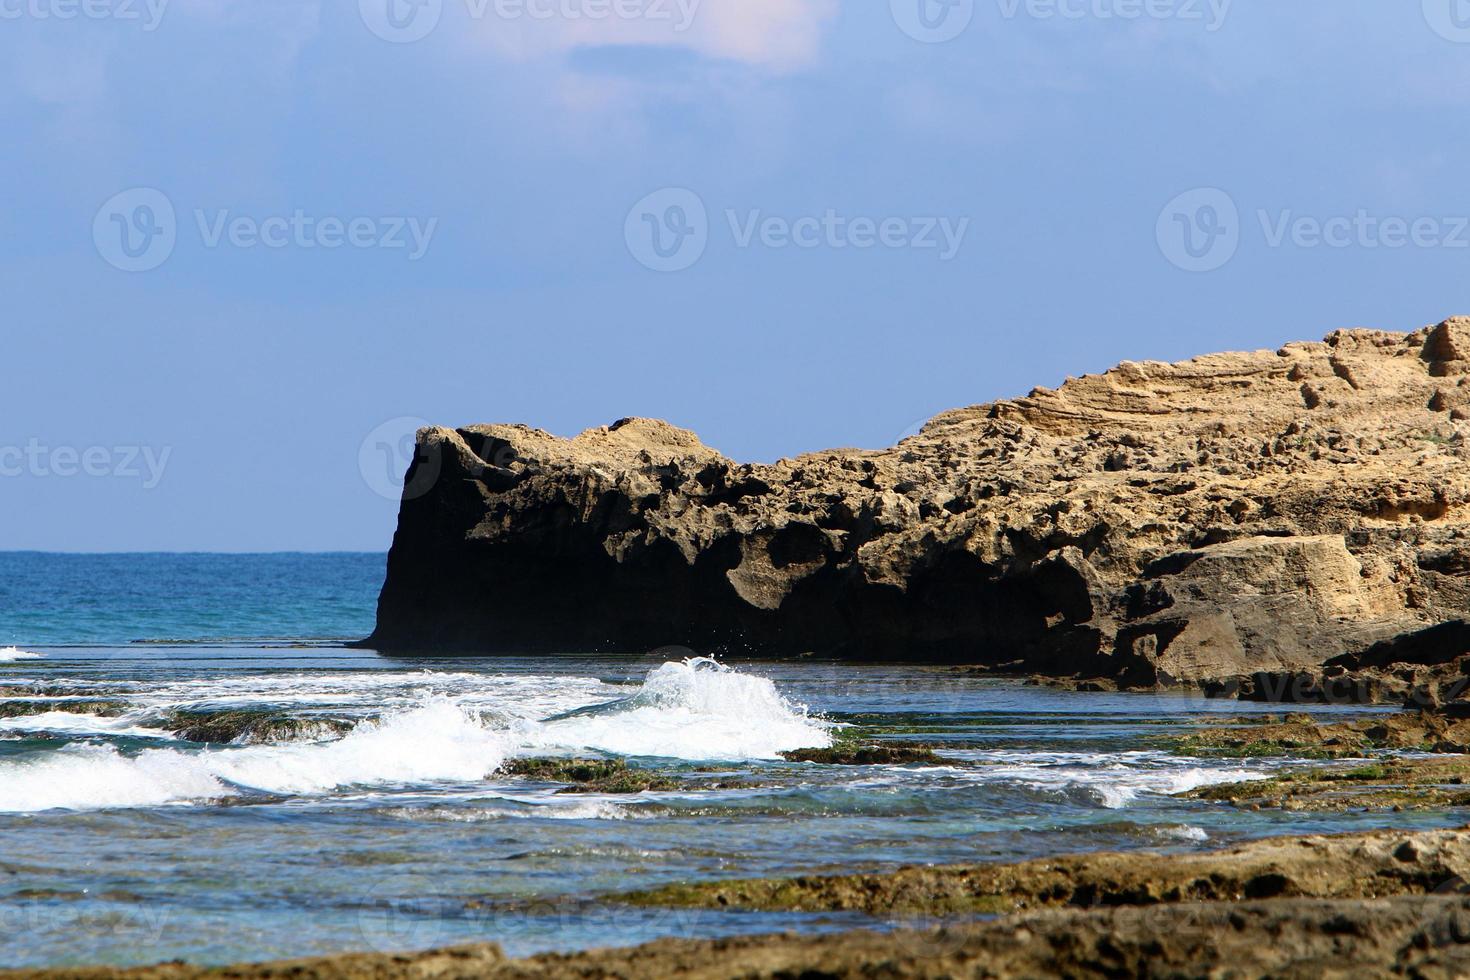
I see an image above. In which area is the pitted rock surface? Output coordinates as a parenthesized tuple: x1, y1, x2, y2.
(364, 318, 1470, 694)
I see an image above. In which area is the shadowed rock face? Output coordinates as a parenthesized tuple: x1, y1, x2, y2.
(362, 318, 1470, 690)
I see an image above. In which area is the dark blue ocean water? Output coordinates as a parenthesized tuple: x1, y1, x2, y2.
(0, 553, 384, 647)
(0, 553, 1452, 969)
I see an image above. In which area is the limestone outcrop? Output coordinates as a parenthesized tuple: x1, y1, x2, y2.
(363, 318, 1470, 696)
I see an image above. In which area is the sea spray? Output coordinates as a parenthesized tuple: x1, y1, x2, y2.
(0, 647, 43, 661)
(514, 658, 832, 761)
(0, 700, 507, 813)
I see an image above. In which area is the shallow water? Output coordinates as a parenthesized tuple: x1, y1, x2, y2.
(0, 554, 1457, 967)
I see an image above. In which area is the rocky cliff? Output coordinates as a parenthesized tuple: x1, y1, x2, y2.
(363, 317, 1470, 695)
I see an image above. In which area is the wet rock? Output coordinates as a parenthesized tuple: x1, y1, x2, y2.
(20, 829, 1470, 978)
(503, 758, 685, 794)
(1164, 710, 1470, 758)
(162, 709, 354, 745)
(621, 826, 1470, 916)
(0, 699, 128, 719)
(779, 744, 943, 765)
(17, 898, 1470, 979)
(1185, 757, 1470, 811)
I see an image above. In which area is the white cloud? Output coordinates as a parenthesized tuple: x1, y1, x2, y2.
(462, 0, 839, 72)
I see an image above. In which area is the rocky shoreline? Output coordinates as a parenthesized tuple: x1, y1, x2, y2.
(361, 317, 1470, 701)
(61, 317, 1468, 978)
(11, 899, 1470, 978)
(618, 825, 1470, 917)
(15, 827, 1470, 979)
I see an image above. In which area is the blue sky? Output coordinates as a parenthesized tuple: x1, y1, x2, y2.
(4, 0, 1469, 551)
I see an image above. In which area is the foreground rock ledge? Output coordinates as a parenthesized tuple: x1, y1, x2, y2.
(619, 825, 1470, 915)
(18, 828, 1470, 980)
(16, 829, 1470, 979)
(362, 318, 1470, 692)
(10, 899, 1470, 980)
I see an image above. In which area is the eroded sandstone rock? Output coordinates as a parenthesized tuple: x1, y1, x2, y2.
(363, 319, 1470, 694)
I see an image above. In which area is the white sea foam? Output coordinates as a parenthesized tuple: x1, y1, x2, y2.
(907, 750, 1275, 809)
(513, 658, 831, 761)
(0, 711, 175, 740)
(380, 800, 632, 822)
(0, 660, 830, 812)
(1154, 824, 1210, 842)
(0, 701, 508, 813)
(0, 647, 43, 661)
(0, 742, 235, 811)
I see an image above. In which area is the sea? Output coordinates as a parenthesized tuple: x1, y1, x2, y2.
(0, 552, 1454, 968)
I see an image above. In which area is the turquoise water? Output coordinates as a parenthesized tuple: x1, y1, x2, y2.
(0, 554, 1452, 968)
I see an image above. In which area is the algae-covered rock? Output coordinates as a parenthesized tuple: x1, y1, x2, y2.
(620, 825, 1470, 915)
(780, 744, 943, 765)
(163, 709, 355, 745)
(503, 758, 686, 794)
(1166, 710, 1470, 758)
(0, 700, 129, 720)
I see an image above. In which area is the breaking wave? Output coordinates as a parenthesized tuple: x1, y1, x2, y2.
(0, 659, 830, 812)
(518, 657, 831, 761)
(0, 701, 508, 813)
(0, 647, 43, 661)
